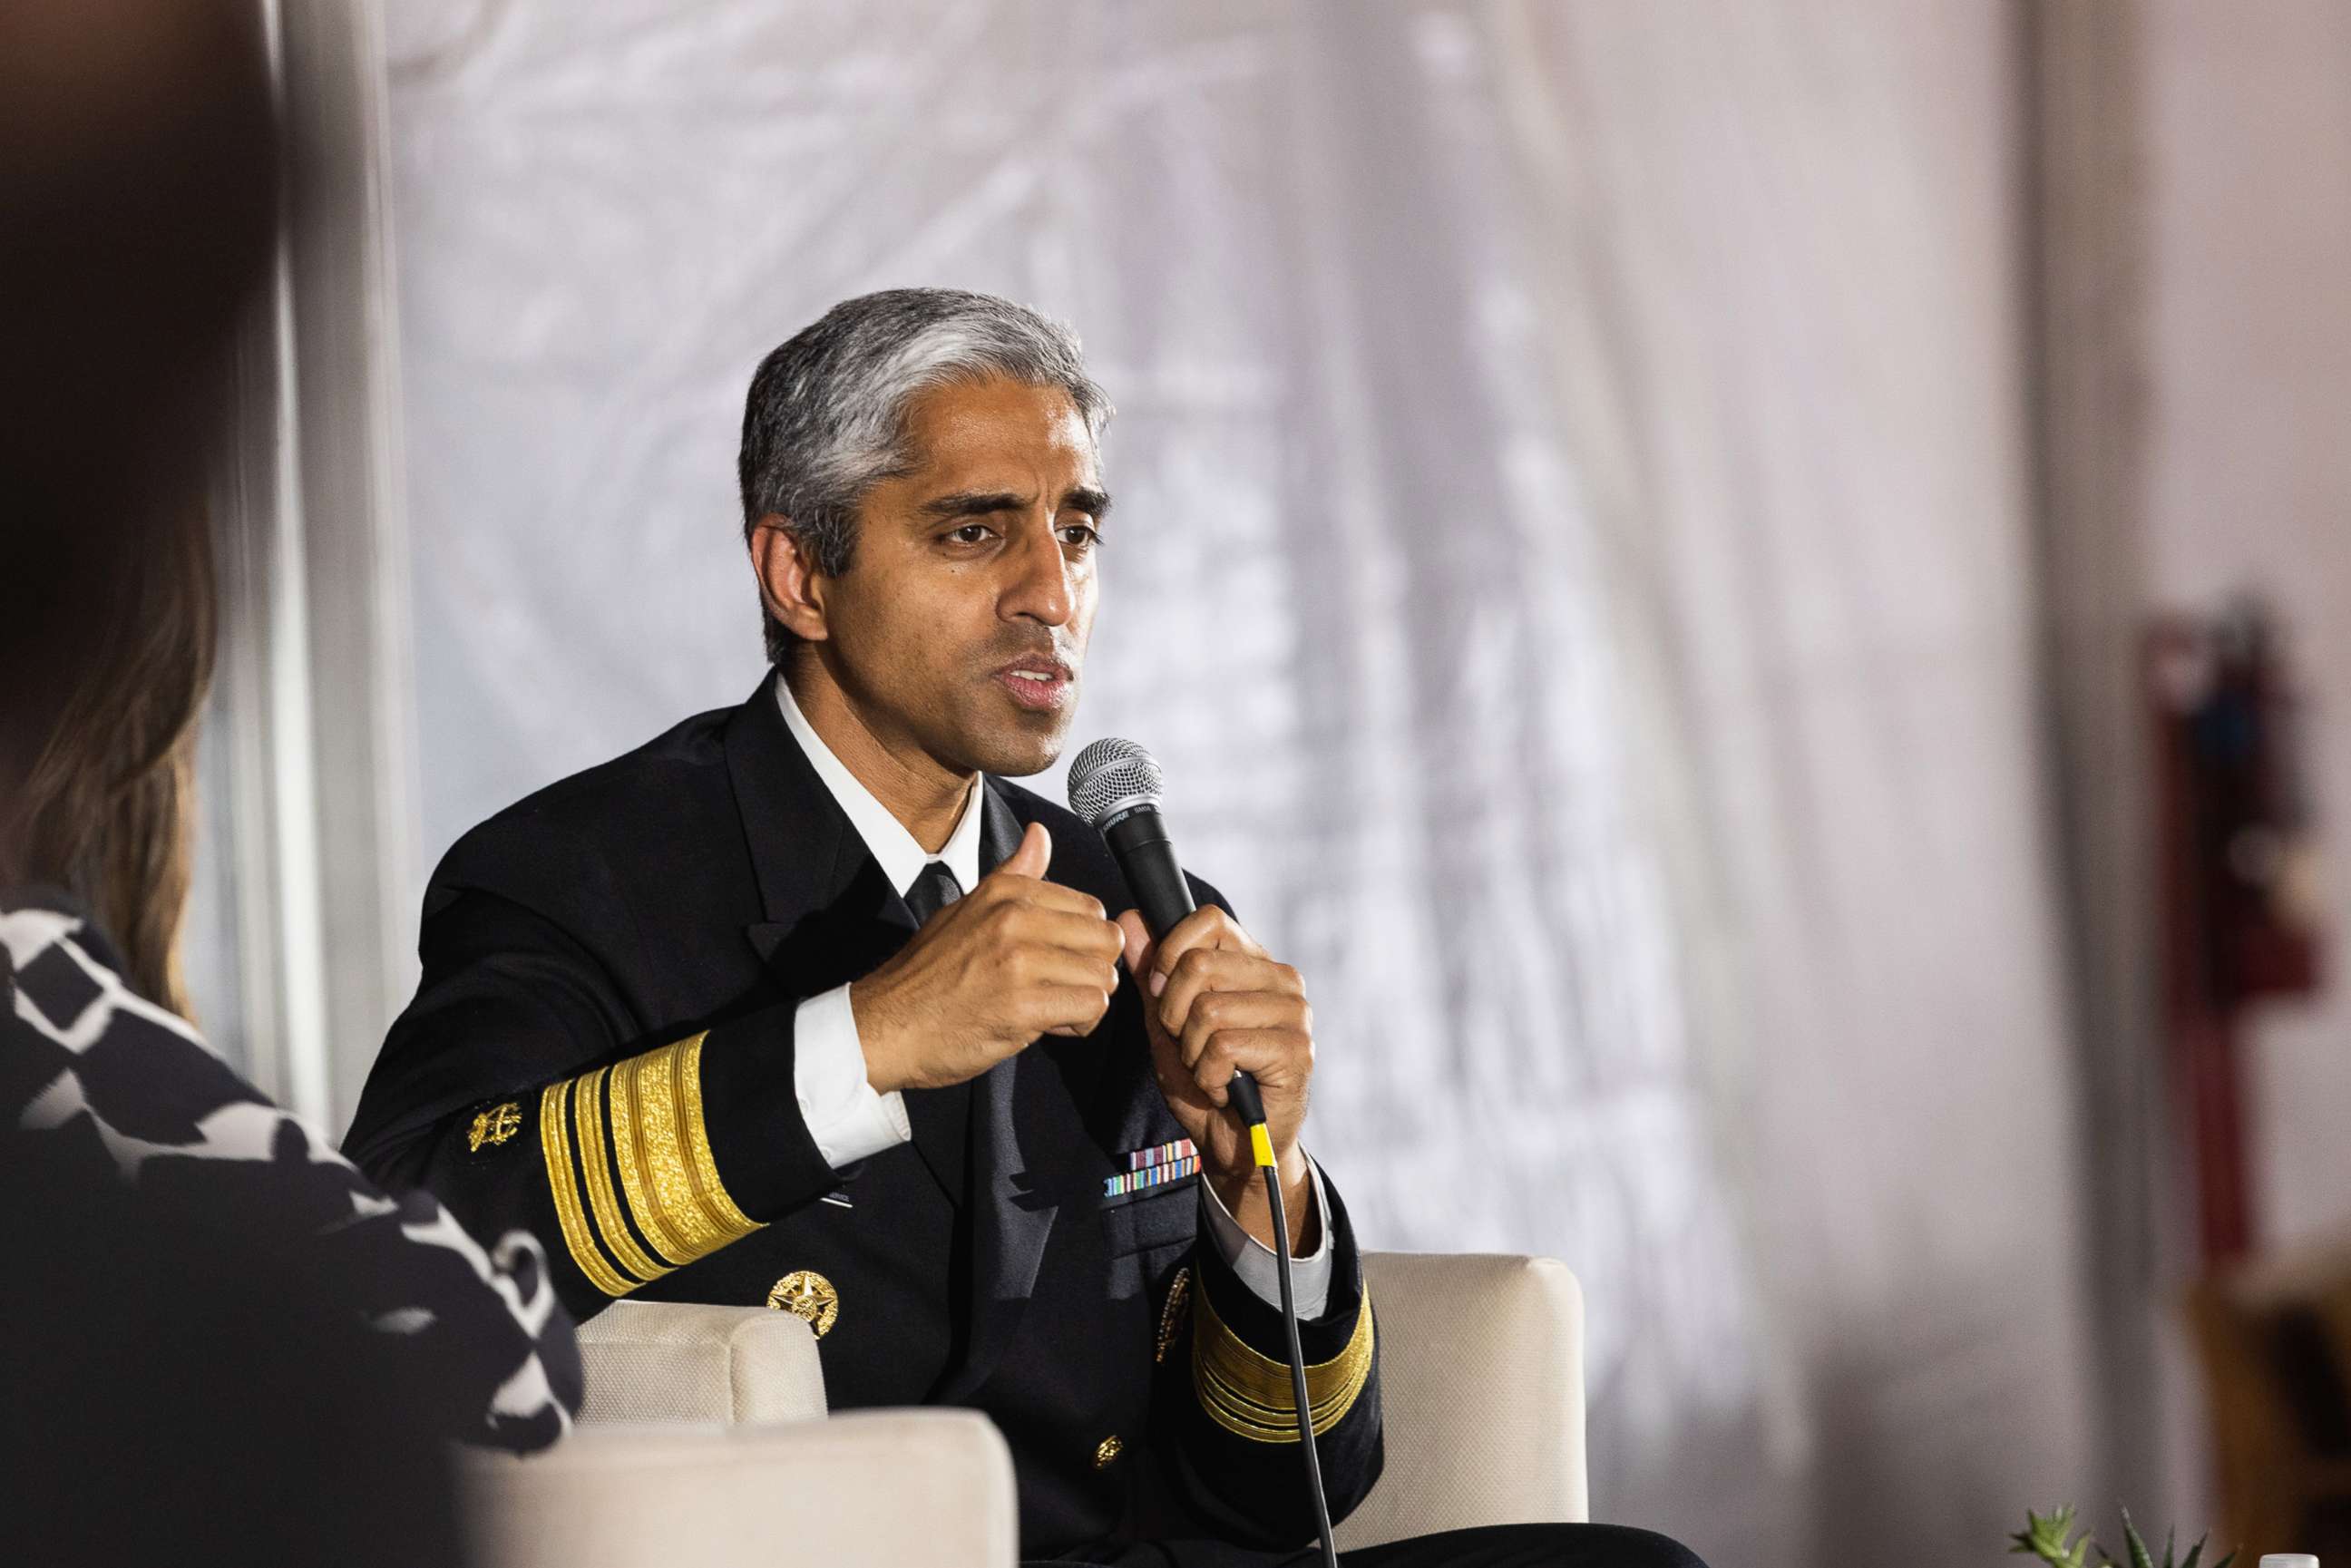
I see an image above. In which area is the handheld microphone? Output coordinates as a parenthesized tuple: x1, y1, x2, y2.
(1065, 738, 1265, 1124)
(1067, 737, 1336, 1568)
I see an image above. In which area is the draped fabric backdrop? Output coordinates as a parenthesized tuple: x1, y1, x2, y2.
(380, 4, 2105, 1561)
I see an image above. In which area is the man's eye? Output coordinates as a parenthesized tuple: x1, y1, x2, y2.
(1058, 524, 1101, 551)
(946, 523, 994, 546)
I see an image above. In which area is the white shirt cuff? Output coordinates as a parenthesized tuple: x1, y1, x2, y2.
(793, 984, 911, 1169)
(1197, 1155, 1334, 1320)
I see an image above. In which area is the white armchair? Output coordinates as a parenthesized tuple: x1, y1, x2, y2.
(463, 1252, 1586, 1567)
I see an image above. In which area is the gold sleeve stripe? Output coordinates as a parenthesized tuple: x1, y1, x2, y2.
(605, 1034, 765, 1270)
(1192, 1281, 1375, 1445)
(538, 1078, 642, 1299)
(631, 1033, 763, 1255)
(674, 1033, 761, 1237)
(575, 1066, 669, 1286)
(607, 1048, 694, 1266)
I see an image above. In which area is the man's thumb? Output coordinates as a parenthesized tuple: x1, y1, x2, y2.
(1114, 910, 1156, 979)
(1002, 820, 1051, 879)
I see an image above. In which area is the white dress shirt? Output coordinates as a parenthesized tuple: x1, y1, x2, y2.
(775, 677, 1333, 1317)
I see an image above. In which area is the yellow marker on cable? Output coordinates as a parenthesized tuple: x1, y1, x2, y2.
(1250, 1123, 1276, 1168)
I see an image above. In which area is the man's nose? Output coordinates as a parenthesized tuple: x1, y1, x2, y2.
(1000, 519, 1073, 627)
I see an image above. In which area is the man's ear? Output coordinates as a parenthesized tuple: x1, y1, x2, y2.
(748, 515, 831, 643)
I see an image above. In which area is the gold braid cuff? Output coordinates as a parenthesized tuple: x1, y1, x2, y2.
(574, 1066, 670, 1286)
(1192, 1278, 1375, 1444)
(538, 1077, 642, 1299)
(673, 1032, 762, 1236)
(603, 1032, 765, 1270)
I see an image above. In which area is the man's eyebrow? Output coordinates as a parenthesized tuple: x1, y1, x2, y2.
(915, 486, 1113, 521)
(918, 490, 1028, 520)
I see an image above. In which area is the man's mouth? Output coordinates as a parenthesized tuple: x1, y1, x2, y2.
(992, 656, 1077, 712)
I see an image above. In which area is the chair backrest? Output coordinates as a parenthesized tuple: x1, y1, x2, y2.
(575, 1299, 826, 1426)
(571, 1252, 1590, 1547)
(1333, 1252, 1588, 1551)
(463, 1411, 1017, 1568)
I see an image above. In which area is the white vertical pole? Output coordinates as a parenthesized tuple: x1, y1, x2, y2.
(208, 0, 334, 1130)
(278, 0, 421, 1135)
(207, 0, 412, 1134)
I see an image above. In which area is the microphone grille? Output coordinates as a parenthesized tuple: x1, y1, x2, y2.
(1066, 737, 1164, 827)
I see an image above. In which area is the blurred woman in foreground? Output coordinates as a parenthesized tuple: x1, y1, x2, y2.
(0, 0, 581, 1505)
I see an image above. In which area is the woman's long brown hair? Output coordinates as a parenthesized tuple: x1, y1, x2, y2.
(15, 513, 218, 1018)
(2, 0, 271, 1021)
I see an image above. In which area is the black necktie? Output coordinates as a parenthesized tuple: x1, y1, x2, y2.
(903, 860, 962, 924)
(898, 859, 969, 1204)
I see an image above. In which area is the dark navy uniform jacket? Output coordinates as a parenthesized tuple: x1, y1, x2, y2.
(343, 673, 1382, 1560)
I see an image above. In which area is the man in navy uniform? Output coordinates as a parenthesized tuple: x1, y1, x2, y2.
(346, 288, 1703, 1568)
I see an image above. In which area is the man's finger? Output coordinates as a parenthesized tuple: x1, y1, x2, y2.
(1006, 905, 1127, 964)
(1177, 989, 1302, 1070)
(1189, 1028, 1305, 1106)
(1000, 820, 1051, 881)
(978, 833, 1102, 918)
(1158, 948, 1243, 1037)
(1158, 948, 1292, 1037)
(1005, 879, 1110, 919)
(1144, 906, 1222, 996)
(1114, 910, 1158, 1004)
(1148, 905, 1262, 990)
(1006, 935, 1123, 995)
(1022, 984, 1113, 1037)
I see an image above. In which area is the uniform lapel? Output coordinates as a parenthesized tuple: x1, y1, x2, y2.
(726, 672, 870, 964)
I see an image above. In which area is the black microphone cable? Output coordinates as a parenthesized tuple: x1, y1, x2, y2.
(1223, 1070, 1341, 1568)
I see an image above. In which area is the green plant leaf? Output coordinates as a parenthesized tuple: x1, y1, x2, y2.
(2011, 1507, 2089, 1567)
(2019, 1502, 2232, 1568)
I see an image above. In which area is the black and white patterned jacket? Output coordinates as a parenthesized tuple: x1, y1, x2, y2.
(0, 890, 581, 1451)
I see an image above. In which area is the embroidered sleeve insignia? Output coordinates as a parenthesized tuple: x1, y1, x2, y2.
(468, 1101, 523, 1152)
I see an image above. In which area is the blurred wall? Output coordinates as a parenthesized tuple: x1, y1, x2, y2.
(2146, 0, 2351, 1251)
(377, 3, 2102, 1563)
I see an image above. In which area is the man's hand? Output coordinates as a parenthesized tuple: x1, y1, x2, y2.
(854, 823, 1125, 1094)
(1113, 906, 1318, 1254)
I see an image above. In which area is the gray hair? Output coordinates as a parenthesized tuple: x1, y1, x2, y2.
(737, 287, 1112, 664)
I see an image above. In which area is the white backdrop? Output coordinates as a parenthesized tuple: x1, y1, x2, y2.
(382, 4, 2104, 1562)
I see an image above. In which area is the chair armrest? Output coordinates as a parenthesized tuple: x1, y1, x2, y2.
(575, 1300, 826, 1426)
(1334, 1252, 1588, 1552)
(461, 1411, 1018, 1568)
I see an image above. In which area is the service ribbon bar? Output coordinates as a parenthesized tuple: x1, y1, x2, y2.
(1105, 1138, 1200, 1197)
(1129, 1137, 1196, 1172)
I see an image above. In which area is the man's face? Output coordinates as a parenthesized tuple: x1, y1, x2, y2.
(813, 375, 1104, 779)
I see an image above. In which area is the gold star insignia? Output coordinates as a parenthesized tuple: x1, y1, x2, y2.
(766, 1270, 841, 1338)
